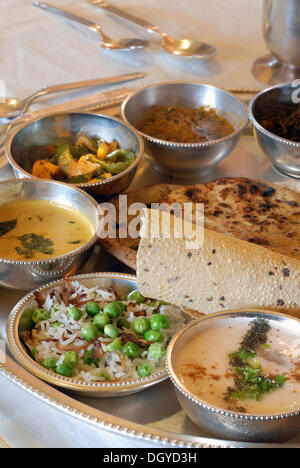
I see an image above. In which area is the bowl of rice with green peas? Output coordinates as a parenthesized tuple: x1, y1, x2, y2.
(7, 273, 188, 397)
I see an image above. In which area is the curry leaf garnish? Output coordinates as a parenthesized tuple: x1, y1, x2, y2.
(0, 219, 17, 237)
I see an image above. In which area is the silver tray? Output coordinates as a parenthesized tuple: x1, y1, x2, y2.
(1, 105, 300, 448)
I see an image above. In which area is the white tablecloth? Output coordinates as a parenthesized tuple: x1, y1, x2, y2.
(0, 0, 267, 448)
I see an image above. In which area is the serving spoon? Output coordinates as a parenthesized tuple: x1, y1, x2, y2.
(87, 0, 219, 60)
(33, 2, 150, 52)
(0, 71, 145, 119)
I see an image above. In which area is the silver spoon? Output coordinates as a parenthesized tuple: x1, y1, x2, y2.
(0, 72, 145, 119)
(33, 2, 150, 52)
(87, 0, 219, 60)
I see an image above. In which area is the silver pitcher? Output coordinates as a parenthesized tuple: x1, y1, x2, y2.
(263, 0, 300, 67)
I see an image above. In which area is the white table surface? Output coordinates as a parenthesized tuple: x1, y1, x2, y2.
(0, 0, 269, 448)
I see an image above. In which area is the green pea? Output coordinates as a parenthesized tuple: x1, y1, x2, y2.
(122, 341, 141, 358)
(64, 351, 79, 368)
(103, 301, 125, 319)
(68, 307, 83, 321)
(137, 363, 152, 378)
(106, 337, 122, 352)
(144, 330, 163, 343)
(19, 309, 34, 330)
(99, 372, 111, 381)
(127, 290, 145, 304)
(150, 314, 170, 331)
(148, 342, 165, 361)
(83, 350, 99, 366)
(32, 308, 50, 324)
(85, 301, 100, 317)
(56, 363, 74, 377)
(52, 321, 63, 329)
(104, 324, 119, 339)
(93, 313, 110, 331)
(133, 317, 149, 335)
(42, 357, 58, 371)
(80, 323, 98, 341)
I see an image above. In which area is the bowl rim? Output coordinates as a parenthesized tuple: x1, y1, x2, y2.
(5, 112, 144, 189)
(248, 83, 300, 148)
(0, 178, 100, 265)
(166, 308, 300, 421)
(121, 81, 249, 148)
(6, 272, 183, 395)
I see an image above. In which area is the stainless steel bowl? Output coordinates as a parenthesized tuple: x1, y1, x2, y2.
(5, 112, 144, 198)
(166, 309, 300, 443)
(263, 0, 300, 67)
(249, 83, 300, 178)
(0, 179, 99, 291)
(121, 82, 248, 179)
(6, 272, 188, 397)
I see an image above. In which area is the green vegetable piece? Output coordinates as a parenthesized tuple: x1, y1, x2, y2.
(32, 308, 50, 324)
(103, 301, 125, 319)
(144, 330, 163, 343)
(99, 157, 135, 175)
(80, 323, 98, 341)
(93, 313, 110, 331)
(133, 317, 150, 335)
(106, 338, 122, 352)
(64, 351, 79, 369)
(122, 341, 141, 359)
(19, 308, 34, 330)
(150, 314, 170, 331)
(127, 290, 145, 305)
(68, 307, 83, 321)
(42, 357, 58, 371)
(104, 324, 119, 339)
(99, 372, 111, 381)
(148, 342, 165, 361)
(52, 321, 63, 329)
(83, 350, 99, 366)
(31, 348, 38, 358)
(85, 301, 100, 317)
(68, 174, 90, 184)
(56, 363, 74, 377)
(137, 363, 152, 378)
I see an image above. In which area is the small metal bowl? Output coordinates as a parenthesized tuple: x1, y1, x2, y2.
(5, 112, 144, 198)
(0, 179, 99, 291)
(121, 82, 248, 178)
(249, 83, 300, 178)
(7, 272, 187, 397)
(166, 309, 300, 443)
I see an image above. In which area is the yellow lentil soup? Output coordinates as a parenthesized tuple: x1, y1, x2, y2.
(0, 200, 94, 261)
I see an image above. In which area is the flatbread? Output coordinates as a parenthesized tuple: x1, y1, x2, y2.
(98, 184, 179, 269)
(164, 177, 300, 261)
(99, 177, 300, 268)
(137, 209, 300, 317)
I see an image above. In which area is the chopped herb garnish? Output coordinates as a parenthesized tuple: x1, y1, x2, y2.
(224, 319, 286, 407)
(68, 240, 82, 245)
(15, 233, 54, 259)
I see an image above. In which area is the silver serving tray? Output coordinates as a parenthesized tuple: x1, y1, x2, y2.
(1, 104, 300, 448)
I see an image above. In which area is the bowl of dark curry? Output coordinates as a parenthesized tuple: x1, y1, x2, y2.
(121, 82, 248, 178)
(249, 83, 300, 179)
